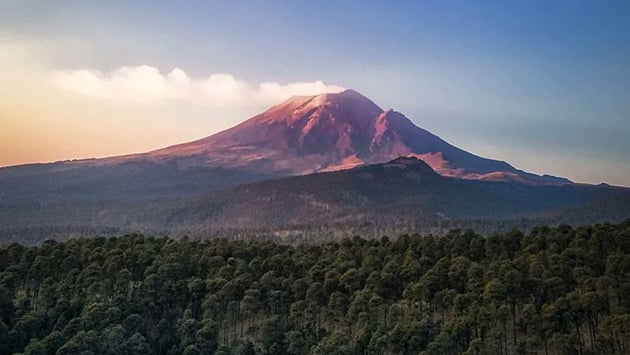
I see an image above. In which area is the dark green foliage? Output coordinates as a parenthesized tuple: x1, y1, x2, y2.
(1, 221, 630, 354)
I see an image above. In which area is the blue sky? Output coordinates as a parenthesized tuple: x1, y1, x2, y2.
(1, 0, 629, 184)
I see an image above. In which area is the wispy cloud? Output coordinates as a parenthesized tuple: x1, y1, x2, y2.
(51, 65, 345, 106)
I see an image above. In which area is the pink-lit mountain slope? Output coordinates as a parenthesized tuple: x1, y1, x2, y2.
(0, 89, 572, 211)
(146, 89, 570, 185)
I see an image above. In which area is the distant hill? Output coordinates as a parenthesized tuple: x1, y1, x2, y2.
(1, 158, 628, 244)
(161, 157, 630, 241)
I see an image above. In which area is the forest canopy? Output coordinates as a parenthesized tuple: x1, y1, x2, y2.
(1, 221, 630, 354)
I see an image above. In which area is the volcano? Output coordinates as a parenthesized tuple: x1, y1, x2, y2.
(142, 89, 569, 185)
(0, 89, 575, 209)
(6, 88, 614, 244)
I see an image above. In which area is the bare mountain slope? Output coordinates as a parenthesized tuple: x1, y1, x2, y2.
(146, 89, 569, 184)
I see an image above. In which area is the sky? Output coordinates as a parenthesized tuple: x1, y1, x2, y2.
(1, 0, 629, 185)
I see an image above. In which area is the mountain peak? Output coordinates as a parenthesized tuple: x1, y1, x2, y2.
(239, 88, 383, 138)
(382, 156, 439, 175)
(268, 89, 383, 118)
(388, 156, 427, 166)
(319, 88, 377, 103)
(286, 88, 373, 103)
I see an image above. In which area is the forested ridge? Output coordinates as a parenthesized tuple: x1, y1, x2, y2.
(1, 221, 630, 354)
(3, 157, 629, 246)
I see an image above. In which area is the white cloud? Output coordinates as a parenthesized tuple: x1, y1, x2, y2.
(51, 65, 344, 106)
